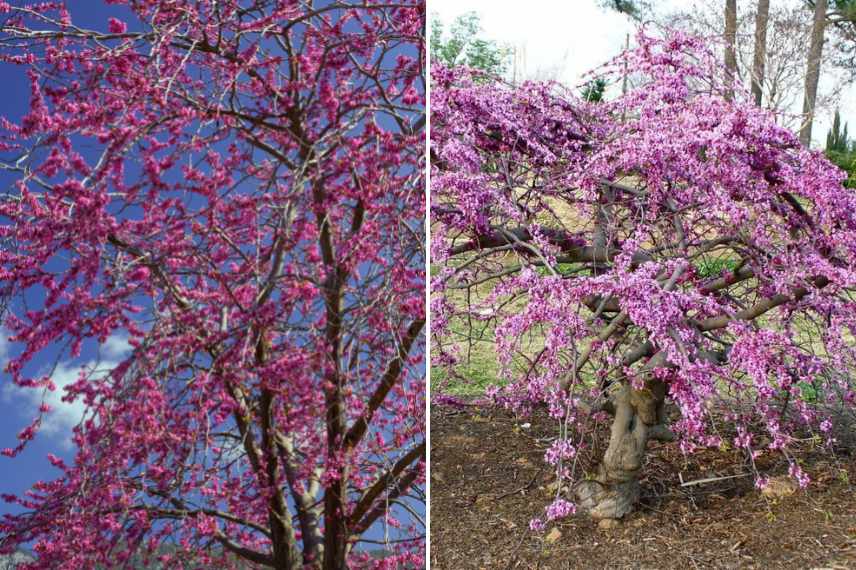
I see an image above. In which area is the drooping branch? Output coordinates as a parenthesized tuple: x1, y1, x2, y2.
(694, 276, 831, 332)
(448, 226, 652, 265)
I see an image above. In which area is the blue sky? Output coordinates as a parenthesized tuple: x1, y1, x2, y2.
(0, 0, 137, 515)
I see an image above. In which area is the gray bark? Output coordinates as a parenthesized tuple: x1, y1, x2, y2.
(725, 0, 738, 101)
(751, 0, 770, 106)
(575, 380, 668, 520)
(800, 0, 828, 146)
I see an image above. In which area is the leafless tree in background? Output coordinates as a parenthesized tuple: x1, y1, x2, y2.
(751, 0, 771, 105)
(801, 0, 829, 145)
(662, 1, 846, 132)
(725, 0, 739, 100)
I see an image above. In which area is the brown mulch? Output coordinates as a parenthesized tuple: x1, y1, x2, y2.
(430, 404, 856, 570)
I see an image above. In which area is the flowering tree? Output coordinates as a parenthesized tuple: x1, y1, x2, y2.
(431, 32, 856, 527)
(0, 1, 425, 568)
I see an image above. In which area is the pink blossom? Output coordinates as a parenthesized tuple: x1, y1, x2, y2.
(107, 18, 126, 34)
(545, 498, 576, 521)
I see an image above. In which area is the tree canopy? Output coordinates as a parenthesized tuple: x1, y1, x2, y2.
(0, 1, 425, 568)
(431, 30, 856, 525)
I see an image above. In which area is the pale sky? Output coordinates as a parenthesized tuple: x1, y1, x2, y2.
(431, 0, 856, 148)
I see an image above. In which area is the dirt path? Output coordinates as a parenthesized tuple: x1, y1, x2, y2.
(430, 404, 856, 569)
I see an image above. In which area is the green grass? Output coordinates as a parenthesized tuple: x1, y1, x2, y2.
(432, 311, 559, 397)
(534, 262, 583, 277)
(430, 363, 498, 397)
(694, 256, 740, 279)
(431, 306, 505, 396)
(798, 381, 821, 403)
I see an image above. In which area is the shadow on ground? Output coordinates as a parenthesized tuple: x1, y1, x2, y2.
(430, 403, 856, 570)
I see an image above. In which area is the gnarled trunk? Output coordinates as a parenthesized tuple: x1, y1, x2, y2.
(576, 380, 668, 520)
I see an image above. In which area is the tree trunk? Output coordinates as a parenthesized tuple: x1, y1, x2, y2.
(724, 0, 738, 101)
(751, 0, 770, 106)
(322, 484, 348, 570)
(575, 380, 668, 520)
(800, 0, 828, 146)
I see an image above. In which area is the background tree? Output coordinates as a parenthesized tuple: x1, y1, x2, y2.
(811, 0, 856, 85)
(660, 2, 847, 132)
(597, 0, 653, 20)
(432, 32, 855, 526)
(581, 78, 608, 103)
(801, 0, 829, 145)
(825, 109, 856, 186)
(430, 12, 511, 77)
(0, 2, 425, 569)
(751, 0, 771, 105)
(826, 109, 850, 151)
(725, 0, 739, 100)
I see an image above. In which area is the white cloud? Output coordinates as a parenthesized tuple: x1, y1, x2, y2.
(100, 332, 131, 360)
(432, 0, 634, 87)
(2, 332, 132, 447)
(0, 328, 8, 370)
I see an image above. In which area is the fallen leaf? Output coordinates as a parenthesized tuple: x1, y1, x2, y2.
(761, 476, 798, 498)
(499, 517, 517, 530)
(545, 527, 562, 544)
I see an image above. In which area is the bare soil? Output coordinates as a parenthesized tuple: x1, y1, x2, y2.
(430, 403, 856, 570)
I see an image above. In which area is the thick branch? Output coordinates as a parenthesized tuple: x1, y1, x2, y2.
(349, 463, 423, 536)
(214, 533, 276, 567)
(449, 226, 651, 265)
(694, 276, 830, 331)
(343, 318, 425, 451)
(348, 441, 425, 528)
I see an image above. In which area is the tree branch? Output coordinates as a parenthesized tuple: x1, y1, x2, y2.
(348, 441, 425, 528)
(343, 318, 425, 451)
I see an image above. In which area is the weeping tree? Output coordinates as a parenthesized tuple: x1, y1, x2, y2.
(431, 32, 856, 525)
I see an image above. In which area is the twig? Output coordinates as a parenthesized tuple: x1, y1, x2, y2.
(678, 472, 750, 487)
(492, 468, 544, 502)
(503, 528, 530, 570)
